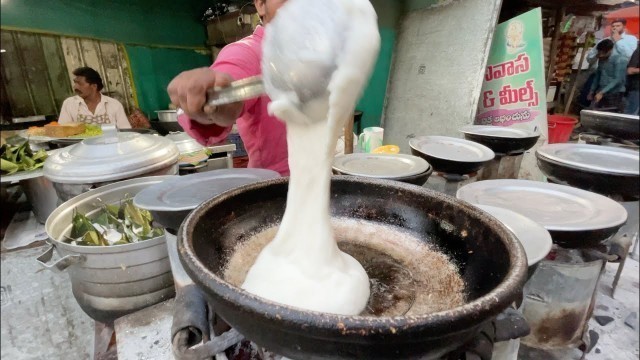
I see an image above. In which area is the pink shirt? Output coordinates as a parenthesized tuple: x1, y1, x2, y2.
(178, 26, 289, 176)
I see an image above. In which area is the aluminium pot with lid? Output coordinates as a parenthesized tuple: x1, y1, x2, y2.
(44, 126, 179, 202)
(165, 131, 206, 155)
(165, 132, 210, 170)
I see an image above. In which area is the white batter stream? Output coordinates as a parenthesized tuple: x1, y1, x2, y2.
(240, 0, 381, 315)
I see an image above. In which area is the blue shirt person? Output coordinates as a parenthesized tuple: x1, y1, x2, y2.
(589, 39, 628, 111)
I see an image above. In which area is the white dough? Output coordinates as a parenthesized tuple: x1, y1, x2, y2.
(241, 0, 381, 315)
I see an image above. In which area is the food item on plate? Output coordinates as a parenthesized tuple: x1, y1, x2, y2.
(0, 141, 48, 175)
(372, 145, 400, 154)
(26, 126, 47, 136)
(66, 195, 164, 246)
(25, 122, 103, 138)
(69, 124, 102, 138)
(241, 0, 381, 315)
(44, 122, 86, 138)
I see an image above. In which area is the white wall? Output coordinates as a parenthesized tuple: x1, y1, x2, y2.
(382, 0, 503, 152)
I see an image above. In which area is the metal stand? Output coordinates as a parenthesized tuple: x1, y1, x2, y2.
(423, 172, 478, 197)
(477, 154, 524, 180)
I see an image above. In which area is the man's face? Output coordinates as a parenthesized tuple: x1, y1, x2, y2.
(255, 0, 287, 25)
(611, 21, 625, 35)
(73, 76, 96, 99)
(598, 49, 612, 60)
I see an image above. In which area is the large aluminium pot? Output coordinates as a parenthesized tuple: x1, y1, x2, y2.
(44, 130, 179, 202)
(40, 176, 178, 323)
(178, 176, 528, 359)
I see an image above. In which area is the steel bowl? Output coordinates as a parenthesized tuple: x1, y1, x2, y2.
(156, 110, 178, 123)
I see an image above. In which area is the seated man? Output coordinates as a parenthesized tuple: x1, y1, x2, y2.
(588, 39, 628, 112)
(58, 67, 131, 128)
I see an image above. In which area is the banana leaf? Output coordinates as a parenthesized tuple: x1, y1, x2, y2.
(70, 209, 98, 239)
(32, 149, 48, 161)
(81, 231, 104, 246)
(1, 158, 19, 174)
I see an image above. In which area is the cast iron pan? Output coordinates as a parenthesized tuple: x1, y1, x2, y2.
(178, 176, 527, 360)
(462, 133, 539, 156)
(536, 154, 639, 202)
(332, 166, 433, 186)
(580, 110, 640, 141)
(410, 148, 490, 175)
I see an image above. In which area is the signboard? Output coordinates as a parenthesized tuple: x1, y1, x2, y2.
(475, 8, 548, 139)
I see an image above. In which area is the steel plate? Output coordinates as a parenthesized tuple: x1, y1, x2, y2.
(536, 143, 639, 176)
(409, 136, 495, 162)
(133, 168, 280, 212)
(459, 125, 539, 139)
(332, 153, 430, 179)
(1, 149, 64, 184)
(456, 179, 628, 232)
(476, 204, 552, 266)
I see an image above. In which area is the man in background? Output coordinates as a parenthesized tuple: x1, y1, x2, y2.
(587, 18, 638, 63)
(58, 67, 131, 128)
(588, 39, 628, 111)
(625, 45, 639, 115)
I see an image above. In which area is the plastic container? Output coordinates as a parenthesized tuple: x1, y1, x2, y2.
(547, 115, 578, 144)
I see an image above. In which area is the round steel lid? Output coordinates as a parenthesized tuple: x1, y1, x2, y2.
(165, 132, 206, 154)
(133, 168, 280, 212)
(332, 153, 430, 179)
(536, 143, 639, 176)
(475, 204, 552, 266)
(456, 179, 628, 232)
(409, 136, 495, 163)
(459, 125, 539, 139)
(44, 132, 179, 184)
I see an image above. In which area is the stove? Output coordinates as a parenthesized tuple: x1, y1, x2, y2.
(423, 171, 479, 197)
(578, 132, 640, 149)
(180, 311, 529, 360)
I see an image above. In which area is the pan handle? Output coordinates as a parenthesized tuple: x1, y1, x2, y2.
(36, 245, 85, 273)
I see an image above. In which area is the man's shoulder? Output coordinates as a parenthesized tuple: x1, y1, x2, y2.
(623, 33, 639, 41)
(61, 95, 81, 106)
(101, 94, 124, 107)
(220, 27, 262, 58)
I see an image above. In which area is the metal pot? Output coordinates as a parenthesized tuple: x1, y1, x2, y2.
(39, 176, 177, 323)
(156, 110, 178, 123)
(44, 130, 179, 202)
(178, 176, 528, 359)
(165, 132, 206, 155)
(150, 121, 184, 136)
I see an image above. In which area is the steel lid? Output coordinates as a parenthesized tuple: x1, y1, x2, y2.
(133, 168, 280, 212)
(165, 132, 206, 154)
(536, 143, 639, 176)
(44, 132, 179, 183)
(409, 136, 495, 163)
(456, 179, 628, 232)
(475, 204, 552, 266)
(459, 125, 540, 139)
(332, 153, 430, 179)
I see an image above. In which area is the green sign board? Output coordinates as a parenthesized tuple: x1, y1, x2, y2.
(475, 8, 548, 139)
